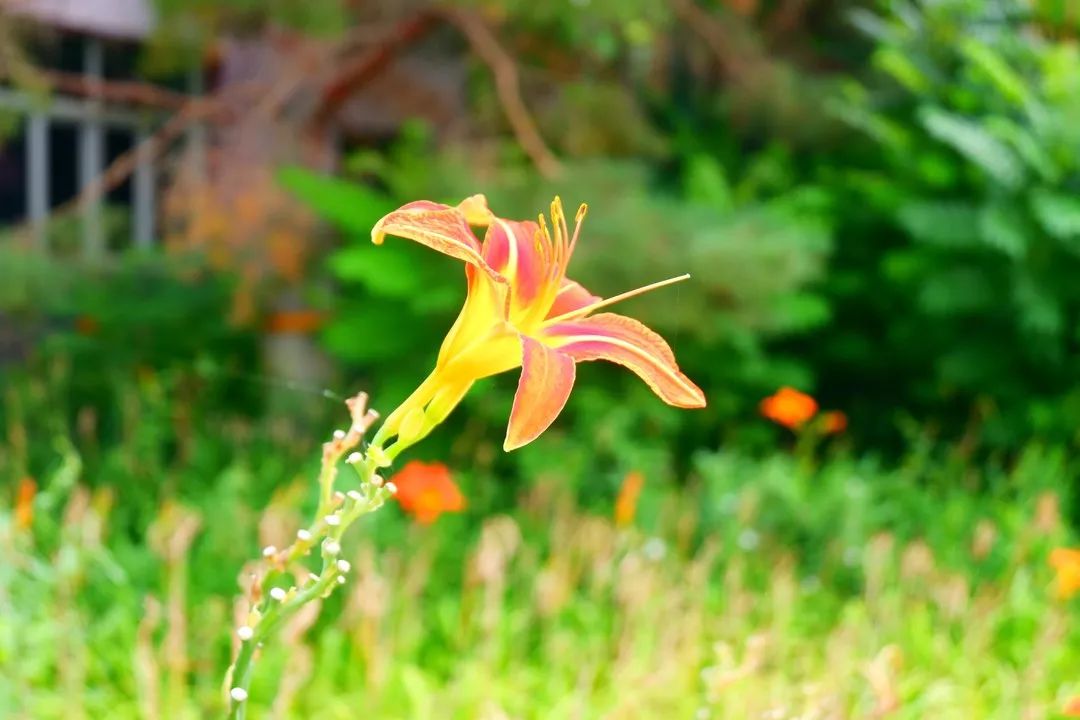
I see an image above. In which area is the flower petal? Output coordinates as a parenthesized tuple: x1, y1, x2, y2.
(371, 199, 502, 280)
(504, 336, 577, 451)
(547, 278, 601, 319)
(542, 313, 705, 408)
(482, 219, 549, 313)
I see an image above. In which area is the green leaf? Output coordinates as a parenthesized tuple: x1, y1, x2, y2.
(985, 117, 1060, 182)
(684, 155, 734, 211)
(874, 46, 929, 93)
(1030, 190, 1080, 244)
(918, 107, 1024, 189)
(896, 200, 980, 247)
(977, 203, 1028, 258)
(327, 244, 424, 297)
(1014, 275, 1063, 337)
(767, 292, 831, 333)
(277, 166, 394, 235)
(960, 39, 1031, 106)
(918, 267, 995, 315)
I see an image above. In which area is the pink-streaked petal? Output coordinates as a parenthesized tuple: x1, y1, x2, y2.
(543, 313, 705, 408)
(547, 278, 601, 319)
(504, 336, 576, 451)
(483, 219, 547, 309)
(371, 200, 501, 279)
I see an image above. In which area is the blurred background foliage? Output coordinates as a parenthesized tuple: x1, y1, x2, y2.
(4, 0, 1080, 461)
(5, 0, 1080, 715)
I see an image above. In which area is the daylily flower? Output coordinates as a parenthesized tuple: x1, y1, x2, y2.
(1050, 547, 1080, 600)
(368, 195, 705, 456)
(614, 470, 645, 528)
(759, 387, 818, 429)
(391, 460, 465, 525)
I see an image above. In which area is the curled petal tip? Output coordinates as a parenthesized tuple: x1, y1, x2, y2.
(458, 194, 494, 226)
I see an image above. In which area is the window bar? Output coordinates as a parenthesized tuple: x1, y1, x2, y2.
(26, 111, 50, 251)
(79, 37, 105, 261)
(133, 120, 155, 249)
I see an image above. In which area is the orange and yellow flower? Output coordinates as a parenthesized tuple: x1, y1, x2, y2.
(391, 461, 465, 525)
(14, 476, 36, 531)
(368, 195, 706, 457)
(760, 387, 818, 429)
(614, 470, 645, 528)
(1050, 547, 1080, 600)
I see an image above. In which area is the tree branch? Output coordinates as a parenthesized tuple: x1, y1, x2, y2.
(440, 8, 563, 178)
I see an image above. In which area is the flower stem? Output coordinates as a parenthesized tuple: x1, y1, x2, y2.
(225, 392, 389, 718)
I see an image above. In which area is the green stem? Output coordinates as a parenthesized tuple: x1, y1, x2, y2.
(225, 448, 387, 718)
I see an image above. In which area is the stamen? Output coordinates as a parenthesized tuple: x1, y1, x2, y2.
(537, 213, 553, 265)
(568, 203, 587, 257)
(544, 274, 692, 324)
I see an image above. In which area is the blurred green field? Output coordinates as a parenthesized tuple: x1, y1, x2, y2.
(2, 372, 1079, 719)
(5, 0, 1080, 717)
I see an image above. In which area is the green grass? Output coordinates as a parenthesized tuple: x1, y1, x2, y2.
(2, 378, 1080, 719)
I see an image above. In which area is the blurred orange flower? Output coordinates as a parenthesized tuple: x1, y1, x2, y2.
(14, 476, 36, 530)
(614, 471, 645, 528)
(1050, 548, 1080, 599)
(391, 461, 465, 525)
(760, 387, 818, 429)
(1064, 695, 1080, 717)
(822, 411, 848, 435)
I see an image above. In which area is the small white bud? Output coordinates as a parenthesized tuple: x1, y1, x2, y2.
(333, 491, 345, 502)
(385, 482, 398, 495)
(296, 529, 312, 542)
(262, 545, 277, 557)
(336, 559, 351, 573)
(230, 688, 248, 703)
(269, 587, 287, 602)
(324, 540, 341, 556)
(237, 626, 253, 641)
(333, 429, 346, 441)
(346, 452, 363, 464)
(325, 514, 341, 527)
(308, 573, 319, 582)
(337, 575, 346, 585)
(370, 474, 384, 487)
(347, 489, 363, 502)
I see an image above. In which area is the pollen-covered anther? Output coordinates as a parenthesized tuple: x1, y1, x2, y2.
(347, 490, 363, 502)
(269, 587, 287, 602)
(371, 474, 384, 488)
(336, 559, 351, 573)
(325, 514, 341, 527)
(261, 545, 277, 558)
(346, 451, 363, 464)
(324, 540, 341, 556)
(385, 482, 398, 495)
(237, 626, 253, 641)
(296, 529, 312, 542)
(230, 688, 248, 703)
(332, 429, 346, 441)
(337, 575, 346, 585)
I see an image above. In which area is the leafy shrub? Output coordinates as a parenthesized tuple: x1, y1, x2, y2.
(815, 0, 1080, 449)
